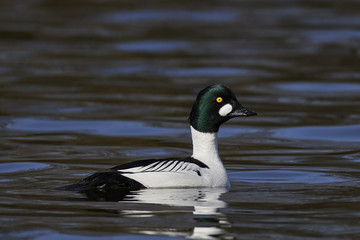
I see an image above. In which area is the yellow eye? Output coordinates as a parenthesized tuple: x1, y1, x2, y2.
(216, 97, 223, 103)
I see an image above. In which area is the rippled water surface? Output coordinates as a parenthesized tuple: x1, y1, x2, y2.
(1, 0, 360, 239)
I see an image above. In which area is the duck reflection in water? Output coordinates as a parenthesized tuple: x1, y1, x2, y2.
(78, 187, 231, 239)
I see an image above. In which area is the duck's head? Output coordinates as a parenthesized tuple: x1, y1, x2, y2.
(189, 84, 257, 133)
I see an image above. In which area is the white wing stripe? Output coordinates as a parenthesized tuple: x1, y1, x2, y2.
(173, 161, 185, 172)
(116, 159, 207, 176)
(118, 166, 141, 173)
(169, 161, 183, 172)
(142, 161, 160, 171)
(179, 163, 189, 171)
(149, 161, 166, 171)
(156, 161, 174, 171)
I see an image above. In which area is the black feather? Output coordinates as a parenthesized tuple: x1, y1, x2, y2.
(58, 171, 145, 192)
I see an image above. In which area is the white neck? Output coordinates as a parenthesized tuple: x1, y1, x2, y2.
(190, 126, 221, 164)
(190, 126, 230, 188)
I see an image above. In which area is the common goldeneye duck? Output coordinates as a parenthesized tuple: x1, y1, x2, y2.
(62, 84, 256, 192)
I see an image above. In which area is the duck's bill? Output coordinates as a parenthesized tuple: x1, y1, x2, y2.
(229, 104, 257, 117)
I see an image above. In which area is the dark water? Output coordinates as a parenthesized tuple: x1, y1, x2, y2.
(1, 0, 360, 239)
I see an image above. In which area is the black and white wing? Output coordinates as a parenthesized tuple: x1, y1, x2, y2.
(59, 157, 210, 192)
(112, 157, 209, 177)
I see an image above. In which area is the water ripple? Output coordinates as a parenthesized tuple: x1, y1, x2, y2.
(277, 82, 360, 94)
(100, 10, 238, 23)
(273, 125, 360, 143)
(0, 162, 50, 174)
(6, 118, 187, 137)
(230, 170, 346, 184)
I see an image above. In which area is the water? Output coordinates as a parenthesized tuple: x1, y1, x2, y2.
(1, 0, 360, 239)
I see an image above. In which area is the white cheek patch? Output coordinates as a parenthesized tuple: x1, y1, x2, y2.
(218, 104, 233, 117)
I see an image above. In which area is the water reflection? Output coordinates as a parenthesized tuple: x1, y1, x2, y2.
(81, 188, 230, 239)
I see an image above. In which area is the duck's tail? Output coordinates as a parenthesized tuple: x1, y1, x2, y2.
(56, 171, 146, 192)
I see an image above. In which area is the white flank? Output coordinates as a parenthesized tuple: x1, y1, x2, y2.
(218, 104, 233, 116)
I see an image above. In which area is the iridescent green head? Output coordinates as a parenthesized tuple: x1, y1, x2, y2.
(189, 84, 257, 133)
